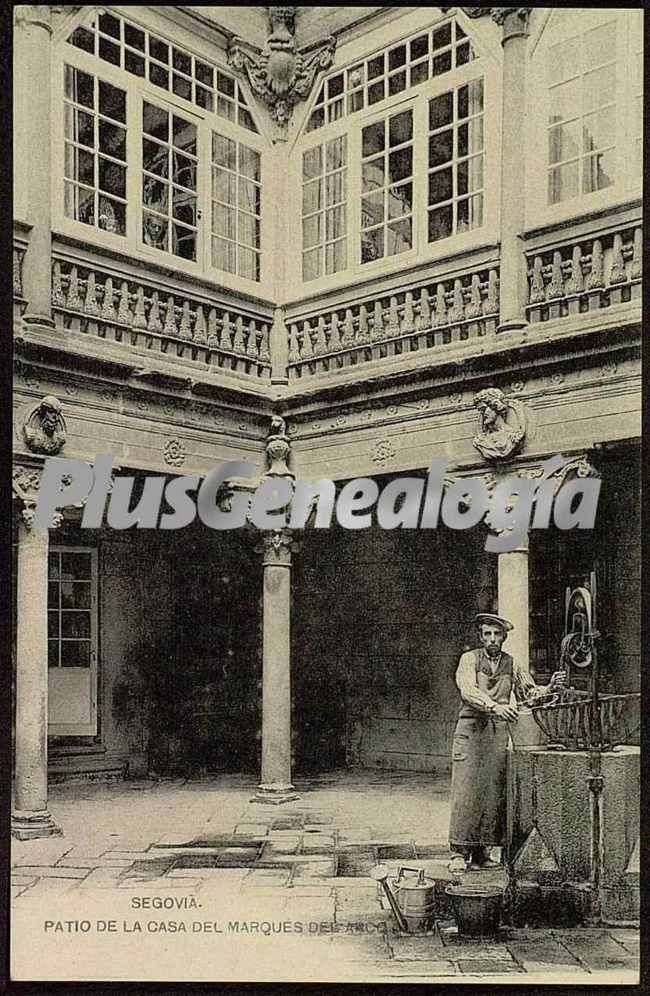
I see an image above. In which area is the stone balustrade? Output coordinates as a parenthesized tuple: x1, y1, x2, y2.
(286, 266, 499, 381)
(48, 257, 272, 380)
(526, 222, 642, 324)
(13, 245, 27, 328)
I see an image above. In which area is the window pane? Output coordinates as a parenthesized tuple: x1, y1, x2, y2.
(212, 203, 236, 239)
(326, 171, 346, 205)
(428, 167, 453, 205)
(303, 146, 322, 180)
(548, 121, 580, 164)
(326, 239, 346, 275)
(99, 120, 126, 160)
(457, 194, 483, 232)
(361, 192, 384, 227)
(65, 66, 94, 108)
(125, 50, 145, 77)
(238, 211, 260, 247)
(143, 102, 168, 141)
(433, 23, 452, 50)
(582, 107, 615, 153)
(196, 60, 213, 86)
(213, 167, 236, 204)
(48, 552, 60, 579)
(48, 582, 59, 608)
(213, 237, 236, 273)
(582, 150, 615, 193)
(69, 26, 95, 55)
(65, 144, 95, 185)
(143, 212, 168, 249)
(61, 552, 92, 578)
(388, 44, 406, 70)
(98, 81, 126, 124)
(302, 179, 322, 215)
(149, 36, 169, 63)
(61, 611, 91, 639)
(548, 160, 579, 203)
(430, 92, 453, 131)
(325, 205, 345, 241)
(99, 38, 121, 67)
(240, 145, 261, 181)
(65, 107, 94, 148)
(217, 71, 236, 97)
(61, 582, 91, 609)
(388, 147, 412, 184)
(547, 36, 582, 86)
(173, 152, 196, 189)
(61, 641, 91, 667)
(65, 183, 95, 225)
(326, 136, 346, 171)
(368, 55, 384, 80)
(433, 51, 452, 76)
(428, 203, 453, 242)
(457, 156, 483, 195)
(429, 129, 453, 167)
(196, 87, 213, 111)
(361, 226, 384, 263)
(124, 23, 145, 51)
(173, 116, 196, 155)
(328, 73, 344, 98)
(368, 81, 385, 105)
(149, 63, 169, 89)
(388, 182, 412, 219)
(173, 74, 192, 101)
(99, 11, 120, 39)
(172, 189, 197, 226)
(362, 157, 385, 192)
(362, 120, 385, 158)
(583, 65, 616, 113)
(302, 214, 322, 249)
(389, 110, 413, 147)
(48, 640, 59, 668)
(212, 134, 236, 169)
(386, 218, 412, 255)
(98, 196, 126, 234)
(239, 247, 260, 281)
(238, 107, 256, 132)
(238, 178, 260, 214)
(48, 611, 59, 638)
(173, 47, 192, 74)
(411, 61, 429, 86)
(172, 224, 196, 260)
(458, 78, 483, 118)
(98, 158, 126, 198)
(388, 72, 406, 96)
(583, 21, 615, 68)
(303, 247, 322, 281)
(217, 95, 235, 121)
(143, 139, 168, 176)
(548, 78, 582, 124)
(411, 34, 429, 60)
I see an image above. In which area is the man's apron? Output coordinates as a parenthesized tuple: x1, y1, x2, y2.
(448, 649, 514, 848)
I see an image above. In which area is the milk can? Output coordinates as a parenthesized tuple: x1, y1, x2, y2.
(372, 864, 436, 933)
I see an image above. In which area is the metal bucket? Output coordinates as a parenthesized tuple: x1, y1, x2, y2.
(445, 884, 503, 937)
(389, 866, 436, 934)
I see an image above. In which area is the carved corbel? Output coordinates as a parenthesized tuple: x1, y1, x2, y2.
(21, 395, 67, 455)
(265, 414, 294, 478)
(472, 388, 528, 463)
(228, 6, 336, 128)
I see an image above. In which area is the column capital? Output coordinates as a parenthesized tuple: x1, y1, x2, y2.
(13, 463, 63, 531)
(491, 7, 531, 41)
(14, 5, 53, 32)
(260, 528, 298, 566)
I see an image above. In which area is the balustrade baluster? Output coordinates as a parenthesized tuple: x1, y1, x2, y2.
(300, 320, 313, 359)
(315, 316, 327, 355)
(117, 281, 132, 326)
(194, 305, 207, 345)
(179, 300, 192, 340)
(330, 311, 342, 353)
(147, 291, 162, 333)
(51, 261, 65, 307)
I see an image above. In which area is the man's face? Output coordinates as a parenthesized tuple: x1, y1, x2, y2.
(480, 623, 505, 657)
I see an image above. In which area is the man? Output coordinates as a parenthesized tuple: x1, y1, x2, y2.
(448, 613, 566, 872)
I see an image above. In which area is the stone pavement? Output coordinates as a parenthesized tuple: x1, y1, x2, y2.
(11, 772, 640, 983)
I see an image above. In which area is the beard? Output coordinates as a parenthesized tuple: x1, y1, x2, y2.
(485, 644, 501, 658)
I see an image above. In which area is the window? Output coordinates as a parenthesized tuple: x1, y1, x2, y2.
(211, 134, 262, 280)
(60, 16, 266, 286)
(547, 15, 618, 204)
(47, 548, 98, 737)
(64, 66, 127, 235)
(142, 101, 198, 261)
(361, 110, 413, 263)
(48, 550, 95, 670)
(67, 10, 257, 131)
(296, 14, 490, 287)
(306, 19, 476, 132)
(428, 78, 484, 242)
(302, 136, 347, 280)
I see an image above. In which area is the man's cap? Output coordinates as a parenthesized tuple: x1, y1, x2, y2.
(475, 613, 514, 632)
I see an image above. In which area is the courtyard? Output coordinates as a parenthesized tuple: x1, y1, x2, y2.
(10, 771, 640, 984)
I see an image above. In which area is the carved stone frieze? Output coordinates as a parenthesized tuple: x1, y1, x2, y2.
(228, 7, 335, 127)
(22, 395, 67, 455)
(163, 438, 186, 467)
(472, 387, 527, 462)
(372, 439, 397, 467)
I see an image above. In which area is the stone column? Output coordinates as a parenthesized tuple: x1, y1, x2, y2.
(14, 6, 54, 328)
(498, 534, 530, 672)
(12, 512, 61, 839)
(253, 529, 299, 804)
(493, 7, 531, 332)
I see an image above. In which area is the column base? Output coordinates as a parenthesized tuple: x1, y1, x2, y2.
(251, 783, 300, 805)
(11, 809, 63, 840)
(21, 313, 56, 331)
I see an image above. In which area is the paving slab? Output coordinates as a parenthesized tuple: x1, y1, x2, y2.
(330, 931, 390, 961)
(389, 931, 446, 960)
(458, 959, 523, 975)
(372, 960, 459, 978)
(291, 858, 337, 878)
(553, 930, 637, 972)
(507, 939, 583, 973)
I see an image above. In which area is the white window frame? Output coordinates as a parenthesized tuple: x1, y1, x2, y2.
(525, 7, 642, 230)
(48, 545, 98, 738)
(288, 12, 500, 299)
(52, 16, 272, 298)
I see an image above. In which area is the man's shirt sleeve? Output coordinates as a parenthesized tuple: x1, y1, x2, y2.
(512, 662, 550, 704)
(455, 653, 496, 712)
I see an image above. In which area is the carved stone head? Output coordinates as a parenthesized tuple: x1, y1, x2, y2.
(22, 395, 67, 455)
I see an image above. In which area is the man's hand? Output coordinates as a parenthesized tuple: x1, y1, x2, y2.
(493, 703, 518, 722)
(549, 670, 567, 690)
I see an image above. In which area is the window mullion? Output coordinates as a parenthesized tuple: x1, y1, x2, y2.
(412, 95, 428, 256)
(348, 125, 362, 269)
(126, 86, 141, 247)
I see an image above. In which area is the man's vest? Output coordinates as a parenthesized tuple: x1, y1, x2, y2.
(458, 648, 514, 718)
